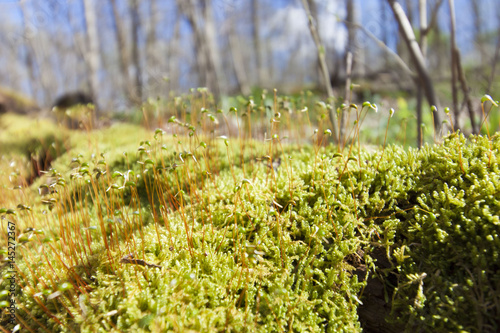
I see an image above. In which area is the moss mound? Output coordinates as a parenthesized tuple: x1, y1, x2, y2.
(0, 117, 499, 332)
(0, 88, 39, 115)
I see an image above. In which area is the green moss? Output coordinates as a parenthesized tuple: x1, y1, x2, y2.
(0, 106, 499, 332)
(381, 133, 500, 332)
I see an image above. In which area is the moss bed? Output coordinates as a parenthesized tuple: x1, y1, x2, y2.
(0, 113, 499, 332)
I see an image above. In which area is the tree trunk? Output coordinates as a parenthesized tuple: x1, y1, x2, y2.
(130, 0, 143, 104)
(110, 0, 135, 105)
(19, 0, 38, 100)
(416, 0, 427, 147)
(167, 17, 181, 93)
(228, 18, 251, 95)
(252, 0, 265, 86)
(387, 0, 441, 129)
(67, 0, 88, 89)
(177, 0, 223, 100)
(449, 0, 477, 134)
(345, 0, 360, 77)
(177, 0, 205, 88)
(307, 0, 321, 87)
(455, 51, 478, 134)
(380, 0, 388, 47)
(486, 10, 500, 94)
(405, 0, 413, 25)
(203, 0, 224, 99)
(146, 0, 160, 96)
(448, 0, 459, 131)
(343, 0, 356, 140)
(471, 0, 485, 64)
(82, 0, 101, 116)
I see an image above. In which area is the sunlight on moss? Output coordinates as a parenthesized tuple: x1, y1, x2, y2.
(0, 94, 499, 332)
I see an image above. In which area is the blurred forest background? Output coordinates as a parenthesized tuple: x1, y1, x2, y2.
(0, 0, 499, 137)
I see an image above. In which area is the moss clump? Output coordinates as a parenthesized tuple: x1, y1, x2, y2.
(0, 110, 499, 333)
(0, 87, 39, 114)
(379, 133, 500, 332)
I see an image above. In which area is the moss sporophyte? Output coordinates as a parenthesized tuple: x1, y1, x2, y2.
(0, 95, 499, 332)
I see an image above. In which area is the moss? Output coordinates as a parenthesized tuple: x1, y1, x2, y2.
(380, 133, 500, 332)
(0, 108, 499, 332)
(0, 88, 39, 114)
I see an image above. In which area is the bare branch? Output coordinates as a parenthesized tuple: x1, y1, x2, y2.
(449, 0, 459, 130)
(456, 51, 478, 133)
(300, 0, 334, 99)
(422, 0, 444, 36)
(486, 18, 500, 94)
(344, 20, 415, 78)
(300, 0, 337, 140)
(387, 0, 441, 128)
